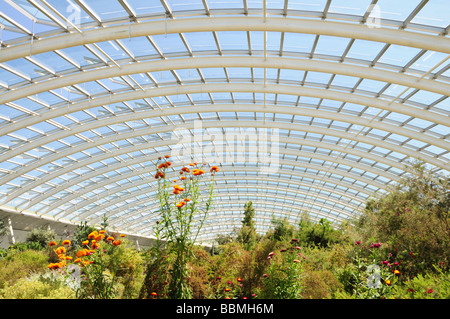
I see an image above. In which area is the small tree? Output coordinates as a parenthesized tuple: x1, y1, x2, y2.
(237, 201, 258, 249)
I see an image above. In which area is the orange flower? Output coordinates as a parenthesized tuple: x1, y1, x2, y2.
(184, 198, 190, 202)
(385, 280, 391, 285)
(82, 240, 89, 246)
(210, 166, 219, 173)
(48, 241, 57, 247)
(106, 236, 114, 241)
(91, 242, 100, 249)
(151, 292, 157, 297)
(181, 167, 190, 173)
(112, 240, 121, 246)
(164, 155, 170, 159)
(176, 201, 186, 208)
(99, 230, 106, 234)
(76, 250, 86, 258)
(180, 176, 186, 180)
(74, 258, 81, 263)
(192, 169, 205, 176)
(120, 234, 125, 237)
(55, 246, 66, 255)
(88, 231, 98, 240)
(394, 270, 400, 275)
(154, 171, 165, 179)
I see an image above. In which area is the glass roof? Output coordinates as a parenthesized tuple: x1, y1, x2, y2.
(0, 0, 449, 245)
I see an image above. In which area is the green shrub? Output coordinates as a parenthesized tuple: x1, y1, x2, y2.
(103, 238, 145, 299)
(300, 270, 343, 299)
(357, 162, 449, 278)
(0, 273, 75, 299)
(0, 249, 49, 289)
(25, 227, 57, 249)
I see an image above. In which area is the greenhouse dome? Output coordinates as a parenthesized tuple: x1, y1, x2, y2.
(0, 0, 448, 250)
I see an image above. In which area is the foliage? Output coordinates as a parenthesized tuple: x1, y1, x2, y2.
(0, 274, 75, 299)
(103, 238, 145, 298)
(268, 217, 295, 241)
(147, 156, 217, 299)
(72, 221, 98, 248)
(0, 217, 7, 242)
(236, 201, 258, 250)
(297, 214, 349, 247)
(299, 270, 343, 299)
(0, 249, 49, 290)
(25, 226, 57, 249)
(357, 161, 449, 278)
(259, 239, 305, 299)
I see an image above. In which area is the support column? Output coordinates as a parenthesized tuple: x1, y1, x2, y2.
(8, 217, 15, 245)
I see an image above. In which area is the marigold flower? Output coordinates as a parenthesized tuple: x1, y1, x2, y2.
(99, 230, 106, 234)
(385, 280, 391, 285)
(74, 258, 81, 263)
(210, 166, 219, 173)
(180, 176, 186, 180)
(164, 155, 170, 159)
(82, 240, 89, 246)
(151, 292, 157, 296)
(237, 277, 242, 282)
(55, 246, 66, 255)
(192, 169, 205, 176)
(154, 171, 165, 179)
(48, 241, 57, 247)
(120, 234, 125, 237)
(181, 167, 190, 173)
(112, 240, 121, 246)
(176, 201, 186, 208)
(225, 288, 230, 292)
(106, 236, 114, 241)
(92, 242, 100, 249)
(88, 231, 98, 240)
(393, 269, 400, 275)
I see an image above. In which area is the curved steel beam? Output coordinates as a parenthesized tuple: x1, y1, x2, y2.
(116, 197, 353, 234)
(38, 156, 386, 217)
(17, 135, 398, 213)
(4, 131, 396, 207)
(2, 96, 447, 169)
(2, 56, 449, 104)
(2, 16, 449, 63)
(61, 173, 364, 222)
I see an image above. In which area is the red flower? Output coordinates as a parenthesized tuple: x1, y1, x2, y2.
(427, 288, 433, 294)
(237, 277, 242, 282)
